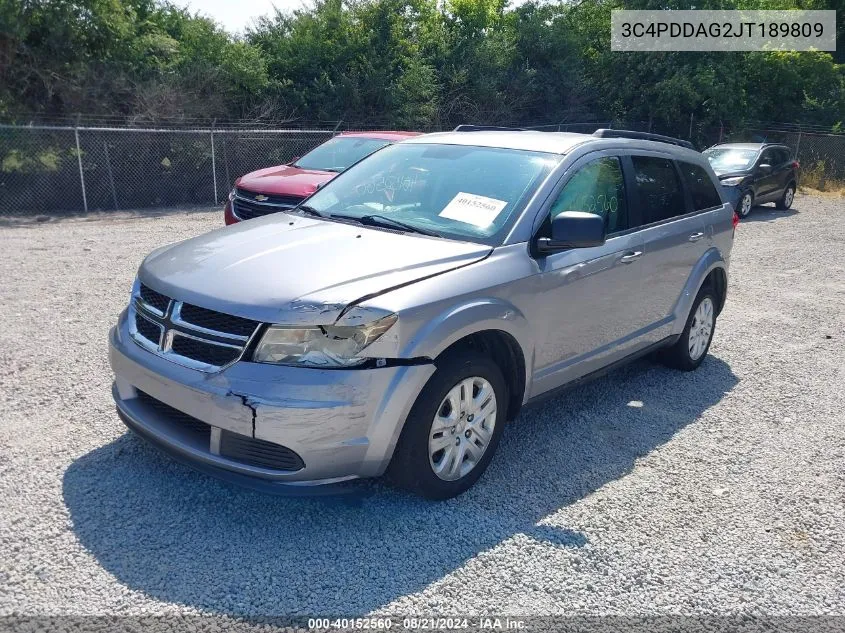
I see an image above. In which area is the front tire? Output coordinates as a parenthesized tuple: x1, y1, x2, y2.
(737, 191, 753, 218)
(776, 184, 795, 210)
(658, 288, 717, 371)
(387, 349, 507, 500)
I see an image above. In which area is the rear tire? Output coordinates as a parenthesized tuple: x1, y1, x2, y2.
(776, 184, 795, 210)
(658, 288, 717, 372)
(387, 349, 507, 500)
(737, 191, 753, 218)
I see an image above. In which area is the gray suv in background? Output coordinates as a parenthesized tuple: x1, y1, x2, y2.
(109, 128, 735, 499)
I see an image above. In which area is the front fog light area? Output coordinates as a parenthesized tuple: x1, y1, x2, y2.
(253, 314, 397, 367)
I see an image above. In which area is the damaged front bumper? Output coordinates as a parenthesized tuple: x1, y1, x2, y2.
(108, 311, 435, 491)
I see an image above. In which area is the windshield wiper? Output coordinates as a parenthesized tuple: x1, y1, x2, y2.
(356, 214, 443, 238)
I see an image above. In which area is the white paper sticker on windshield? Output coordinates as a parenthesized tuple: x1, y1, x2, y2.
(438, 193, 508, 227)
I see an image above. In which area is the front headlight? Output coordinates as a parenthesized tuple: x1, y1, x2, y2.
(720, 176, 745, 186)
(252, 314, 398, 367)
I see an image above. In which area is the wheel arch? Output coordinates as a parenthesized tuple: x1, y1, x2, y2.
(399, 298, 533, 420)
(671, 249, 729, 335)
(436, 329, 527, 422)
(701, 265, 728, 315)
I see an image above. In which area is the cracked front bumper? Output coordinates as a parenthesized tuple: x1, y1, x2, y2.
(108, 311, 435, 488)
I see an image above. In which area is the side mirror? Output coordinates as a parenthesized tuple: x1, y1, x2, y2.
(758, 163, 772, 174)
(535, 211, 606, 254)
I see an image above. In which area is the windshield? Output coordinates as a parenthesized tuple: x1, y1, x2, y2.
(294, 136, 392, 172)
(703, 148, 758, 171)
(302, 143, 560, 245)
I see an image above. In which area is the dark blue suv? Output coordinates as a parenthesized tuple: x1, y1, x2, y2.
(703, 143, 799, 218)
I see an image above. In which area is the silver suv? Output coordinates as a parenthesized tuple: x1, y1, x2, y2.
(109, 128, 735, 499)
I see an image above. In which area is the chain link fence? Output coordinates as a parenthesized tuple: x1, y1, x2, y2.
(0, 125, 335, 216)
(1, 121, 842, 217)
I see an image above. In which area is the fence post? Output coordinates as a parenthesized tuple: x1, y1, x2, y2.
(74, 127, 88, 213)
(795, 125, 802, 161)
(210, 123, 219, 205)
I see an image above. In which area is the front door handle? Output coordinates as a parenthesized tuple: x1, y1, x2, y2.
(619, 251, 642, 264)
(688, 232, 705, 242)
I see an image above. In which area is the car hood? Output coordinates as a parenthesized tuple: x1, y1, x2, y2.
(138, 214, 491, 325)
(713, 168, 750, 179)
(236, 164, 337, 197)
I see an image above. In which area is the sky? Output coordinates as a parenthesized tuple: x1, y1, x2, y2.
(177, 0, 312, 34)
(179, 0, 531, 34)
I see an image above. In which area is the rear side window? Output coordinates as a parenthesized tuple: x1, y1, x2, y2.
(631, 156, 686, 224)
(679, 162, 722, 210)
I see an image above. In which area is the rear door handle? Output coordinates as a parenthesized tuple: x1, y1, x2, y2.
(688, 232, 705, 242)
(619, 251, 642, 264)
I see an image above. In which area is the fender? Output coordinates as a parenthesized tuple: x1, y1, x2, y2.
(360, 297, 535, 477)
(400, 297, 534, 395)
(670, 246, 728, 336)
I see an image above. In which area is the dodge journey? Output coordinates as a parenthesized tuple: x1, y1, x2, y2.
(109, 128, 735, 499)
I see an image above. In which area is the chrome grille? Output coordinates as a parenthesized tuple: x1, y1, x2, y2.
(232, 189, 304, 221)
(135, 312, 163, 345)
(130, 282, 261, 371)
(171, 334, 241, 367)
(139, 283, 169, 314)
(178, 303, 258, 337)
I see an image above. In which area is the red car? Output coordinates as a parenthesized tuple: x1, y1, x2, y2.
(224, 131, 422, 224)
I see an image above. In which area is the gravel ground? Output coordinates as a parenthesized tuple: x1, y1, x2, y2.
(0, 194, 844, 619)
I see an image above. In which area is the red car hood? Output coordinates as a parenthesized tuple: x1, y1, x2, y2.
(236, 164, 337, 197)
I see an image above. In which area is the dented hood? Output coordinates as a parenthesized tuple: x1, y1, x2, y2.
(139, 213, 491, 325)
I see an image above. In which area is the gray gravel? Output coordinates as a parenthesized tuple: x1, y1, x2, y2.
(0, 195, 844, 618)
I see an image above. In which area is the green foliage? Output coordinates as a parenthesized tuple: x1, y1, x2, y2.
(0, 0, 842, 130)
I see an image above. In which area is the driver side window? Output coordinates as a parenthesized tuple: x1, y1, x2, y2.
(758, 149, 775, 167)
(544, 157, 628, 235)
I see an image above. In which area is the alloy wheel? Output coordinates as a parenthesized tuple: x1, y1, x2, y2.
(784, 187, 795, 208)
(688, 297, 714, 361)
(740, 193, 752, 217)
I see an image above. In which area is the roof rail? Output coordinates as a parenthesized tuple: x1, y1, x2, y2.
(593, 129, 696, 151)
(453, 124, 526, 132)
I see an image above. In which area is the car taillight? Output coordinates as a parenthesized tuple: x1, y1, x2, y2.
(791, 160, 800, 170)
(732, 212, 740, 233)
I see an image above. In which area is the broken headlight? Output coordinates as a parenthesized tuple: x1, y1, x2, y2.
(252, 314, 397, 368)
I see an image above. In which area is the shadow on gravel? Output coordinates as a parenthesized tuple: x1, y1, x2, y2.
(63, 355, 737, 616)
(741, 205, 799, 223)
